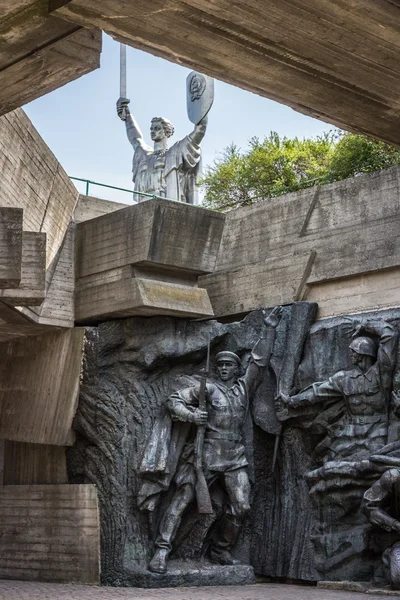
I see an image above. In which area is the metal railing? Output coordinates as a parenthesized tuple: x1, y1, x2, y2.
(70, 176, 177, 202)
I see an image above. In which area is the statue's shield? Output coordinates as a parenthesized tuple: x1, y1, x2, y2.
(186, 72, 214, 125)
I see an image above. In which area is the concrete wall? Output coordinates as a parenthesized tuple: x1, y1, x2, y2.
(199, 166, 400, 319)
(0, 108, 79, 331)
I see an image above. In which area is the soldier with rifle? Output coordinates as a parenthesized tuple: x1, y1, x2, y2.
(138, 307, 282, 574)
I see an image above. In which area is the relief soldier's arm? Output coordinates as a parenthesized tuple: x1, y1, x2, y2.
(370, 320, 398, 381)
(362, 469, 400, 533)
(284, 372, 345, 409)
(244, 307, 283, 396)
(167, 385, 210, 424)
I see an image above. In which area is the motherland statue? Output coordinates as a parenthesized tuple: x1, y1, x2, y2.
(137, 307, 283, 574)
(117, 71, 214, 204)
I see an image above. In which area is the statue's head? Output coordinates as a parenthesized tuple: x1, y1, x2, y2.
(349, 336, 377, 366)
(150, 117, 174, 142)
(215, 351, 241, 382)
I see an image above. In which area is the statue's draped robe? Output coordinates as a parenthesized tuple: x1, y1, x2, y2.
(132, 134, 201, 204)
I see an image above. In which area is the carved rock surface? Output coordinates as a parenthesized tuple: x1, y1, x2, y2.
(68, 306, 400, 587)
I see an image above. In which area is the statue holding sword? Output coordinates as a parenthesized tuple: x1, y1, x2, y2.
(117, 44, 213, 204)
(137, 307, 283, 574)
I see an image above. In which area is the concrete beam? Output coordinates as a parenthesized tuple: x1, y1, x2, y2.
(50, 0, 400, 146)
(76, 273, 214, 323)
(0, 1, 101, 116)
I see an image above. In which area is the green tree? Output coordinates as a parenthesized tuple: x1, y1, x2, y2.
(201, 131, 400, 211)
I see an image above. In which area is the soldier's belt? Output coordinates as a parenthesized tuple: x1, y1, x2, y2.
(347, 414, 387, 425)
(205, 432, 241, 442)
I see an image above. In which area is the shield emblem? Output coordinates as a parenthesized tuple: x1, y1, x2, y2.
(186, 71, 214, 125)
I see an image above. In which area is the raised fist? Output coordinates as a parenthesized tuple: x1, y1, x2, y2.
(117, 97, 130, 121)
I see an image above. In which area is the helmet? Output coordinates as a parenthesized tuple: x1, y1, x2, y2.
(349, 336, 377, 358)
(216, 351, 241, 365)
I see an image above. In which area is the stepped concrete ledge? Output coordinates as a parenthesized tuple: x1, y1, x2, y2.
(75, 199, 225, 323)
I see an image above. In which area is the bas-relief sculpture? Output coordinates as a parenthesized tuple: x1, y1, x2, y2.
(68, 303, 400, 590)
(117, 72, 213, 204)
(139, 307, 283, 574)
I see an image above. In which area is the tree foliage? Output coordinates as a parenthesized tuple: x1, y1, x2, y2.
(201, 131, 400, 211)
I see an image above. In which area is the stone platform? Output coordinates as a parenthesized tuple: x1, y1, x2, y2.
(123, 561, 255, 588)
(318, 581, 400, 596)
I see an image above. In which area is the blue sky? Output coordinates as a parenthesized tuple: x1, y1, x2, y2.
(24, 34, 332, 204)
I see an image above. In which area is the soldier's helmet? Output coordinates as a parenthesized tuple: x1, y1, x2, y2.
(349, 336, 377, 358)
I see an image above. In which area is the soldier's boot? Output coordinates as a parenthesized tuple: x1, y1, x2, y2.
(148, 548, 169, 574)
(209, 514, 242, 566)
(148, 512, 182, 574)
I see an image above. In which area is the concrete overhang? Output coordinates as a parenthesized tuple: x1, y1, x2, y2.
(0, 0, 101, 116)
(49, 0, 400, 146)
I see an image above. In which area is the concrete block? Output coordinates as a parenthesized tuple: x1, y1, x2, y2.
(74, 194, 129, 223)
(0, 232, 46, 305)
(76, 199, 225, 278)
(0, 328, 85, 445)
(0, 484, 100, 584)
(76, 274, 214, 323)
(3, 441, 67, 485)
(0, 207, 23, 289)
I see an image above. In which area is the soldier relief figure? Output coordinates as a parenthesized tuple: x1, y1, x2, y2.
(137, 307, 283, 574)
(276, 318, 398, 473)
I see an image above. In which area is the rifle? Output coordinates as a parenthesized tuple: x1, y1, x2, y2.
(194, 340, 213, 514)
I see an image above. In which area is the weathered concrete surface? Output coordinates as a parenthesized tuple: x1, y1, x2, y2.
(74, 195, 129, 223)
(0, 109, 78, 268)
(3, 441, 68, 485)
(0, 109, 79, 330)
(0, 232, 46, 306)
(75, 200, 224, 322)
(50, 0, 400, 146)
(76, 200, 225, 278)
(0, 208, 23, 289)
(199, 166, 400, 319)
(76, 275, 214, 322)
(22, 224, 76, 328)
(0, 329, 85, 445)
(0, 1, 101, 116)
(0, 485, 100, 584)
(0, 581, 392, 600)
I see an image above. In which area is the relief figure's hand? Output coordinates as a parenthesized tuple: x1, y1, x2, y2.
(275, 392, 291, 421)
(263, 306, 283, 329)
(189, 409, 208, 425)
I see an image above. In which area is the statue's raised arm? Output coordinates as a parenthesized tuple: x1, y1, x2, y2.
(116, 97, 148, 151)
(189, 115, 208, 146)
